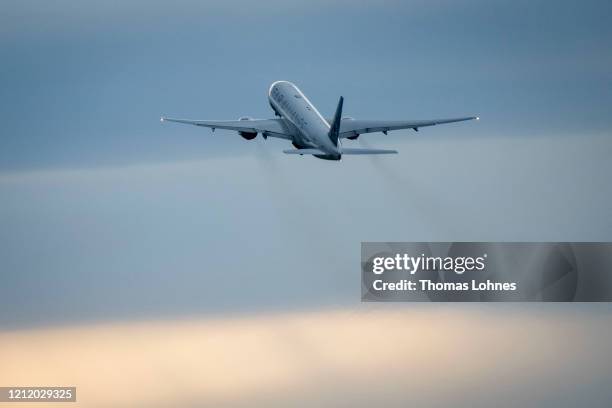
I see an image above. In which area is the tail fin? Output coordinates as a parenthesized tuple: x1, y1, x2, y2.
(328, 96, 343, 147)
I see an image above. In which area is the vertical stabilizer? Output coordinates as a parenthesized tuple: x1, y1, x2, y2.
(328, 96, 343, 146)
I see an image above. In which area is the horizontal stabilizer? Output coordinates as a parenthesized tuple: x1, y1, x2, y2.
(341, 148, 398, 155)
(283, 148, 397, 155)
(283, 149, 326, 155)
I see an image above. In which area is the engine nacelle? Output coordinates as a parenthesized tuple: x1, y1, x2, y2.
(238, 117, 257, 140)
(239, 131, 257, 140)
(342, 117, 359, 140)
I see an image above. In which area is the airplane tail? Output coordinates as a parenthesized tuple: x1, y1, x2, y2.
(328, 96, 343, 147)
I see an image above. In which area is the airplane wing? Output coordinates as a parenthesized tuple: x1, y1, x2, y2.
(338, 116, 478, 138)
(160, 117, 294, 140)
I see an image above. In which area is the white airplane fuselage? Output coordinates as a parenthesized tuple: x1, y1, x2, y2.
(268, 81, 341, 159)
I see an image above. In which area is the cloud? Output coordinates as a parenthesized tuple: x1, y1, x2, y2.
(1, 306, 611, 407)
(0, 0, 437, 36)
(1, 133, 612, 327)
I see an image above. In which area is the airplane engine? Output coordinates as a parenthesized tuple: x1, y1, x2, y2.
(239, 131, 257, 140)
(342, 117, 358, 139)
(238, 116, 257, 140)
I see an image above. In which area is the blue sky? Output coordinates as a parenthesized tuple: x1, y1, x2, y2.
(1, 0, 611, 328)
(1, 0, 611, 170)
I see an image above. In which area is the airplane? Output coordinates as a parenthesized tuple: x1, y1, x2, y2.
(161, 81, 478, 161)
